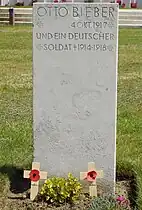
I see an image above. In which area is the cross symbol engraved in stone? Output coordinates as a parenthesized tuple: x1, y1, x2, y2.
(24, 162, 47, 201)
(73, 44, 77, 51)
(80, 162, 103, 197)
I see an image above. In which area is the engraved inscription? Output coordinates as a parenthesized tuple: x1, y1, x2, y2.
(36, 5, 115, 18)
(34, 4, 116, 53)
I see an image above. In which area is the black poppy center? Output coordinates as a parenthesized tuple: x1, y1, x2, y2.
(90, 172, 95, 178)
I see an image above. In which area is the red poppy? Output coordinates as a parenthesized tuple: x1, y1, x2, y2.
(117, 0, 121, 5)
(29, 169, 40, 182)
(86, 170, 97, 182)
(122, 3, 125, 8)
(131, 2, 137, 8)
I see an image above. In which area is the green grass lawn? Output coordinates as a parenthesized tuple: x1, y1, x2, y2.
(117, 28, 142, 208)
(0, 26, 33, 196)
(0, 26, 142, 209)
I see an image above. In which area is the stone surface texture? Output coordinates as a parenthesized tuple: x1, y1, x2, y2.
(33, 3, 118, 186)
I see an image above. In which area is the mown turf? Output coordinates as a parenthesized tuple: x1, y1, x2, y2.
(117, 28, 142, 208)
(0, 26, 33, 196)
(0, 26, 142, 209)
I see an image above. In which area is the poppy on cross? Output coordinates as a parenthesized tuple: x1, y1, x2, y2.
(24, 162, 47, 201)
(80, 162, 103, 197)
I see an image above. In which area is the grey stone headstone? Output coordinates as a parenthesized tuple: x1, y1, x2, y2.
(33, 3, 118, 190)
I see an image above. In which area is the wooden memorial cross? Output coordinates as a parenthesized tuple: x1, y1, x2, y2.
(24, 162, 47, 200)
(80, 162, 103, 197)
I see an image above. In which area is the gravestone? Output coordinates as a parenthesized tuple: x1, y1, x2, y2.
(33, 3, 118, 190)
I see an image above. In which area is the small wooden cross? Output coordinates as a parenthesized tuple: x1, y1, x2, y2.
(24, 162, 47, 201)
(80, 162, 103, 197)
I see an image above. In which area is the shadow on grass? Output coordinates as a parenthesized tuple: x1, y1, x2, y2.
(116, 169, 138, 209)
(0, 165, 30, 194)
